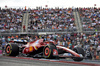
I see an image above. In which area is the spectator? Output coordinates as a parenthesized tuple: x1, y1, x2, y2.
(2, 42, 6, 53)
(28, 8, 76, 32)
(79, 7, 100, 31)
(0, 8, 24, 33)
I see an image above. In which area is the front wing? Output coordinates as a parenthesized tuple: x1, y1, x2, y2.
(56, 46, 83, 58)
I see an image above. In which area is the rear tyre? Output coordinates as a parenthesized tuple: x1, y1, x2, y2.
(43, 44, 58, 59)
(5, 44, 19, 56)
(72, 47, 85, 61)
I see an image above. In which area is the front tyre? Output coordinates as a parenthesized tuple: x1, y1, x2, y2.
(43, 44, 58, 59)
(72, 47, 85, 61)
(5, 44, 19, 56)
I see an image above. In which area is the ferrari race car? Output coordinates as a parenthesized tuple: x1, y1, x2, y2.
(5, 39, 85, 61)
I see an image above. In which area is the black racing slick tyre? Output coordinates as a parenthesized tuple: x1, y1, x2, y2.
(5, 44, 19, 56)
(43, 44, 58, 59)
(72, 47, 85, 61)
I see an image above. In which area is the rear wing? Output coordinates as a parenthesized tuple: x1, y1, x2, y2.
(9, 39, 28, 44)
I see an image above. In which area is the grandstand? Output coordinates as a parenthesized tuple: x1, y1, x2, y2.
(79, 8, 100, 32)
(0, 8, 24, 34)
(0, 7, 100, 36)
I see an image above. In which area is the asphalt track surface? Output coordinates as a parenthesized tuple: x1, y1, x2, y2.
(0, 56, 100, 66)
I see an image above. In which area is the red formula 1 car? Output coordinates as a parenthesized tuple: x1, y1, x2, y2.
(5, 39, 85, 61)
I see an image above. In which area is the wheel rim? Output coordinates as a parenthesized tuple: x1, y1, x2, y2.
(6, 46, 11, 54)
(44, 47, 50, 56)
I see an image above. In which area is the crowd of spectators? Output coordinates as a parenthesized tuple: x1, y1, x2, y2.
(28, 8, 76, 32)
(79, 7, 100, 31)
(0, 8, 24, 33)
(1, 7, 100, 33)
